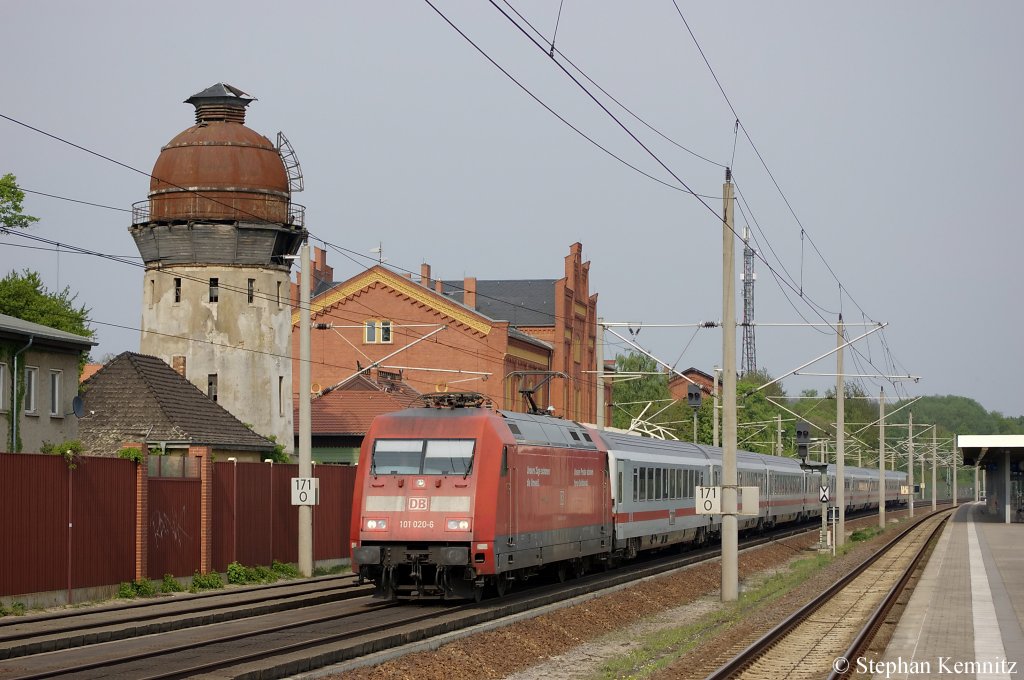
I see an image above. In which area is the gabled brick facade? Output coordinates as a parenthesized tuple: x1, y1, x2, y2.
(291, 243, 601, 423)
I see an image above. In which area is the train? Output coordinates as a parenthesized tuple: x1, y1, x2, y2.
(350, 393, 908, 600)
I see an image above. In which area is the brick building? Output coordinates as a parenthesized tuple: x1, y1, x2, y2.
(291, 243, 604, 424)
(668, 367, 720, 403)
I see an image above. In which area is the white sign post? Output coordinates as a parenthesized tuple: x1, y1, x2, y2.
(291, 477, 320, 506)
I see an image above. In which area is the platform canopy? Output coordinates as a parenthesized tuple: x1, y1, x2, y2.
(958, 435, 1024, 466)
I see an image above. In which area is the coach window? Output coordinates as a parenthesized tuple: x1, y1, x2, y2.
(647, 467, 655, 501)
(638, 467, 646, 501)
(633, 468, 639, 502)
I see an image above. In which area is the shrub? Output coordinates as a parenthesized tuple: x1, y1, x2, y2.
(161, 573, 184, 593)
(40, 439, 84, 469)
(117, 447, 144, 464)
(118, 580, 157, 598)
(272, 560, 301, 578)
(190, 571, 224, 593)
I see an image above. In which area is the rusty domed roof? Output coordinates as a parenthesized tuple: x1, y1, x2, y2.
(147, 83, 289, 224)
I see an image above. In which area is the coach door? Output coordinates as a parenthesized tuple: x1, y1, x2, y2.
(503, 445, 516, 546)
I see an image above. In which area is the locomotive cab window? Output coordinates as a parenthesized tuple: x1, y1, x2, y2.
(372, 439, 475, 476)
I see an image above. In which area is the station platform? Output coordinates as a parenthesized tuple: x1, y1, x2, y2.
(872, 502, 1024, 679)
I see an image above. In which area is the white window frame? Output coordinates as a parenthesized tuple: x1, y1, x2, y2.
(0, 362, 6, 411)
(364, 319, 394, 344)
(49, 369, 62, 417)
(24, 366, 38, 414)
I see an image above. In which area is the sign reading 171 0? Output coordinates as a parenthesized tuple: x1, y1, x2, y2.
(696, 486, 720, 515)
(291, 477, 320, 506)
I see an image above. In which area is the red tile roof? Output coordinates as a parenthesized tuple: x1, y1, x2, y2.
(297, 373, 421, 436)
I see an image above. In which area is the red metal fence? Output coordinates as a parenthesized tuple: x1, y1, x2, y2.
(147, 478, 201, 580)
(2, 452, 357, 599)
(0, 453, 136, 599)
(212, 463, 357, 570)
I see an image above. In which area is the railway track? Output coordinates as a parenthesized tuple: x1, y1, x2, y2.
(0, 506, 933, 679)
(705, 508, 952, 680)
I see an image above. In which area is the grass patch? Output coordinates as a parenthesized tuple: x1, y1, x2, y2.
(596, 553, 833, 679)
(0, 601, 26, 617)
(850, 525, 883, 543)
(313, 563, 351, 576)
(161, 573, 184, 593)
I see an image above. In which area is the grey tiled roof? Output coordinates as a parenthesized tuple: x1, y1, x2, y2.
(442, 279, 558, 327)
(79, 352, 274, 454)
(0, 313, 96, 349)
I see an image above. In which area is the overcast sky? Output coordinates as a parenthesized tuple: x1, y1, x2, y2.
(3, 1, 1022, 418)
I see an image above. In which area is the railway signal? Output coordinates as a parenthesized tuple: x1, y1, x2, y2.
(687, 383, 702, 443)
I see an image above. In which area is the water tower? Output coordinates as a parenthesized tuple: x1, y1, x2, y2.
(129, 83, 306, 451)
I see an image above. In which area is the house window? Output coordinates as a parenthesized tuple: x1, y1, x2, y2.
(207, 374, 218, 402)
(0, 363, 6, 411)
(247, 278, 255, 304)
(174, 278, 182, 303)
(24, 366, 38, 413)
(364, 320, 393, 344)
(209, 278, 219, 303)
(49, 370, 62, 417)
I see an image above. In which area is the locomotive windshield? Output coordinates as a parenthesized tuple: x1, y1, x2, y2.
(372, 439, 475, 476)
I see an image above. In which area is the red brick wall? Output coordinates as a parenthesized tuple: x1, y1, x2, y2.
(293, 280, 544, 407)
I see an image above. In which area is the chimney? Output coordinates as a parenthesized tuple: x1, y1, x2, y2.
(171, 355, 187, 378)
(420, 263, 432, 289)
(435, 280, 444, 294)
(464, 277, 477, 309)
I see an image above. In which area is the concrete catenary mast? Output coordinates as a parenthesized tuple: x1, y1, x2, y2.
(740, 226, 757, 376)
(129, 84, 307, 451)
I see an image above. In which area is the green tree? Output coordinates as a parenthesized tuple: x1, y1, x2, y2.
(0, 270, 93, 341)
(611, 353, 671, 431)
(0, 173, 39, 231)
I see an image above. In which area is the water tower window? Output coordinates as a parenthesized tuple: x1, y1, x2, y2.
(209, 278, 219, 303)
(174, 278, 182, 303)
(207, 374, 218, 402)
(247, 278, 255, 304)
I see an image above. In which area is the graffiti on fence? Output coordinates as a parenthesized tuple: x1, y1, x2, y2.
(151, 504, 193, 548)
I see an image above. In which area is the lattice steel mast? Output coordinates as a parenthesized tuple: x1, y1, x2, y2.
(740, 226, 757, 376)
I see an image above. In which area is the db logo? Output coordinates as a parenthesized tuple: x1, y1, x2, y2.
(408, 497, 428, 511)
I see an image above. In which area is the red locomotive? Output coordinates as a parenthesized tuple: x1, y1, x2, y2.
(350, 393, 610, 600)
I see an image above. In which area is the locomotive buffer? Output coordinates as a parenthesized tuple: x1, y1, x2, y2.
(797, 422, 831, 553)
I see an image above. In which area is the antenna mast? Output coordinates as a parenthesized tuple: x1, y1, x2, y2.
(741, 226, 757, 376)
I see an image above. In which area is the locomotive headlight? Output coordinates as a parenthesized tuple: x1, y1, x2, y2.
(446, 518, 472, 531)
(365, 518, 388, 531)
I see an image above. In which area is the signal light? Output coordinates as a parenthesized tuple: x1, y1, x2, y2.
(796, 421, 811, 461)
(687, 383, 703, 409)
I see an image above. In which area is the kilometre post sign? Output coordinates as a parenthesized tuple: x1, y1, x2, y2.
(291, 477, 320, 506)
(696, 486, 720, 515)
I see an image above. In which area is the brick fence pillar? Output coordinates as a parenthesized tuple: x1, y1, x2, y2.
(123, 441, 149, 582)
(189, 445, 214, 574)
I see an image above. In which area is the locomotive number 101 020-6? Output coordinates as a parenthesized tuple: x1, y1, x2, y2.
(399, 520, 435, 529)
